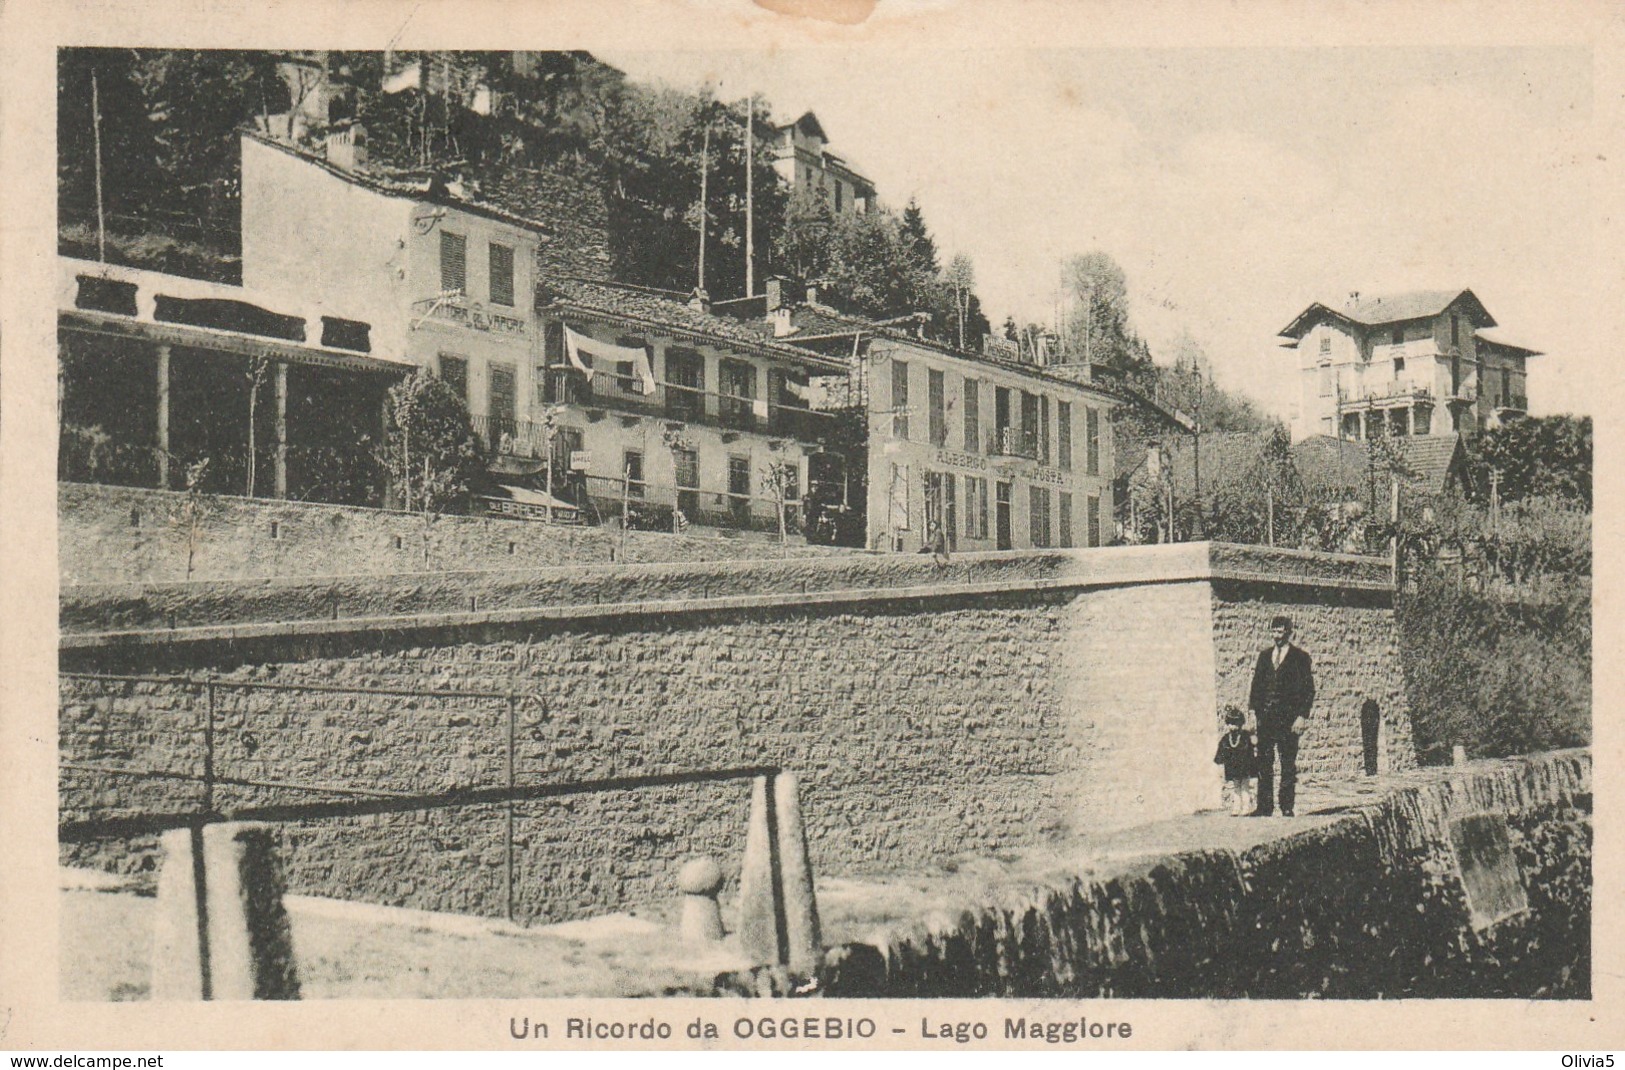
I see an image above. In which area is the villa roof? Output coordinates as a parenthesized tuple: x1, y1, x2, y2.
(1279, 289, 1496, 340)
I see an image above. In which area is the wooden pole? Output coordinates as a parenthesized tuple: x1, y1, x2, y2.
(155, 345, 171, 490)
(697, 123, 710, 294)
(744, 95, 754, 298)
(620, 458, 632, 559)
(92, 70, 107, 263)
(1266, 484, 1274, 547)
(273, 362, 288, 499)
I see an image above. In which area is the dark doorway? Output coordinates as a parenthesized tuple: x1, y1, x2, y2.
(995, 480, 1013, 550)
(1361, 698, 1381, 776)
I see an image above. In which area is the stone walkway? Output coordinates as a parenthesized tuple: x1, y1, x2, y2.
(58, 763, 1513, 1000)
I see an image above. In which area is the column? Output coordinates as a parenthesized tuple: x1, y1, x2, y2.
(155, 344, 171, 490)
(273, 361, 289, 499)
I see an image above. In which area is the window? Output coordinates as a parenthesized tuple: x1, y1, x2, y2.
(439, 354, 469, 405)
(666, 347, 705, 421)
(489, 362, 517, 445)
(962, 378, 980, 452)
(1086, 407, 1101, 477)
(964, 476, 989, 540)
(623, 450, 645, 498)
(728, 455, 753, 525)
(928, 368, 947, 446)
(994, 386, 1012, 443)
(891, 359, 910, 439)
(1319, 334, 1332, 355)
(674, 447, 700, 519)
(720, 360, 758, 429)
(440, 231, 467, 295)
(1039, 396, 1051, 466)
(1057, 401, 1073, 470)
(1058, 492, 1073, 548)
(1501, 368, 1511, 406)
(489, 242, 515, 306)
(1414, 408, 1432, 435)
(1451, 315, 1459, 346)
(1029, 486, 1051, 548)
(944, 473, 957, 550)
(1087, 494, 1101, 548)
(1391, 326, 1403, 346)
(1393, 356, 1406, 376)
(1319, 365, 1334, 397)
(1020, 392, 1038, 451)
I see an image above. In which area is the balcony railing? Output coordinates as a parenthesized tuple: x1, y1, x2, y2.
(992, 426, 1039, 460)
(470, 415, 553, 459)
(1360, 381, 1433, 403)
(546, 368, 832, 441)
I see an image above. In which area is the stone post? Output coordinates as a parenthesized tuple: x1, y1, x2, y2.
(151, 822, 300, 1000)
(677, 856, 725, 944)
(737, 772, 822, 975)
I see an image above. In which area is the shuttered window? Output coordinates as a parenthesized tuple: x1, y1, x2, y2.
(489, 242, 515, 306)
(440, 231, 467, 295)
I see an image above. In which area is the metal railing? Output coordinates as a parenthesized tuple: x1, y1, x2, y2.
(59, 672, 777, 927)
(992, 426, 1039, 460)
(545, 368, 832, 440)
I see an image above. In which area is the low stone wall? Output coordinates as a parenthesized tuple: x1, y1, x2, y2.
(59, 482, 849, 586)
(60, 542, 1414, 926)
(853, 749, 1589, 998)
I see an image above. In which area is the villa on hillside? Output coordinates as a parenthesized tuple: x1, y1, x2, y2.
(1277, 289, 1541, 443)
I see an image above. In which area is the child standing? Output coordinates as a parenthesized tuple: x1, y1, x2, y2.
(1214, 706, 1257, 816)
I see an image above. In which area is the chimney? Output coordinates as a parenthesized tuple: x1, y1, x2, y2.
(1347, 290, 1361, 307)
(772, 306, 793, 338)
(325, 121, 367, 171)
(805, 282, 819, 306)
(688, 287, 711, 315)
(765, 276, 785, 312)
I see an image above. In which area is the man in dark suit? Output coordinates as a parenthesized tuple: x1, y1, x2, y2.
(1248, 615, 1315, 816)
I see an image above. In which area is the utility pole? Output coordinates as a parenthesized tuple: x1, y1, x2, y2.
(744, 94, 754, 298)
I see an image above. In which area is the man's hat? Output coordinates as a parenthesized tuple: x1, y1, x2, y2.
(1223, 705, 1245, 726)
(1271, 614, 1293, 630)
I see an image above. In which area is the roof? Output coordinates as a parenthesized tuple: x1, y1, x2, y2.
(1473, 330, 1544, 357)
(539, 276, 848, 370)
(782, 301, 1127, 404)
(1291, 433, 1465, 498)
(785, 111, 828, 141)
(1279, 289, 1496, 339)
(242, 131, 555, 236)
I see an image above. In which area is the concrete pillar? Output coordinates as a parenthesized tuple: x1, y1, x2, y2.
(773, 772, 822, 976)
(274, 361, 289, 499)
(736, 772, 822, 975)
(677, 856, 725, 945)
(155, 344, 171, 490)
(151, 822, 300, 1000)
(737, 775, 777, 965)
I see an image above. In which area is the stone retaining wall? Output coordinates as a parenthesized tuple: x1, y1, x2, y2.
(60, 542, 1414, 925)
(59, 482, 848, 586)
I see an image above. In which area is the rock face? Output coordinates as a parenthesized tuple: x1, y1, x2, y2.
(851, 750, 1590, 999)
(62, 542, 1418, 927)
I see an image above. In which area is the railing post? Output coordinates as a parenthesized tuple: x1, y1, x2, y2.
(505, 693, 517, 923)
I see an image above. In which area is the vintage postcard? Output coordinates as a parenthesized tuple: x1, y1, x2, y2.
(0, 0, 1620, 1055)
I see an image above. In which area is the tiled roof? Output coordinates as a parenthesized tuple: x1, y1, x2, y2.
(1290, 433, 1464, 498)
(1474, 330, 1543, 357)
(1279, 289, 1495, 339)
(784, 302, 1128, 404)
(539, 277, 847, 368)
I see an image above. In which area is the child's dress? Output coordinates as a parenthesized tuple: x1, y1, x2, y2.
(1214, 728, 1257, 816)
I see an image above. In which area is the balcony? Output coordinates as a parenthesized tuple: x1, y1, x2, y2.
(992, 426, 1039, 460)
(470, 415, 553, 459)
(1359, 381, 1433, 404)
(546, 367, 832, 442)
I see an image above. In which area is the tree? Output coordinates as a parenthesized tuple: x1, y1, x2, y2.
(380, 373, 484, 514)
(760, 460, 799, 550)
(899, 197, 939, 278)
(1474, 415, 1591, 508)
(944, 254, 976, 351)
(1061, 252, 1133, 367)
